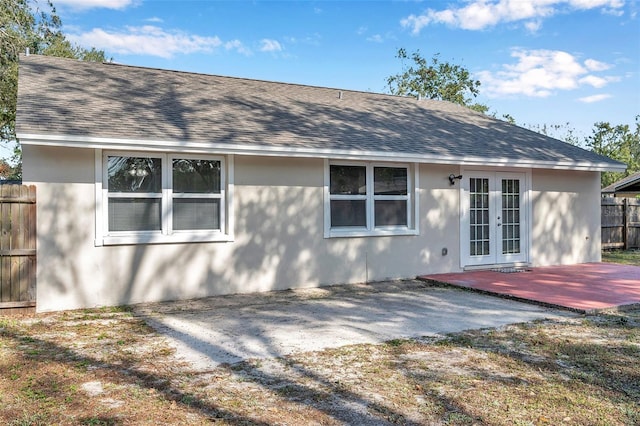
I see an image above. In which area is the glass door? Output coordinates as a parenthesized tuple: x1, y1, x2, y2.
(462, 172, 528, 266)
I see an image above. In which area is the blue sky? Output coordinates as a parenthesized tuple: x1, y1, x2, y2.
(52, 0, 639, 141)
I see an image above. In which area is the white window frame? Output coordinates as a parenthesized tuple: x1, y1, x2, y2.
(324, 160, 419, 238)
(96, 150, 234, 246)
(168, 153, 226, 235)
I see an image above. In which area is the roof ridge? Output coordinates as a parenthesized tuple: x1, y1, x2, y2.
(21, 52, 411, 102)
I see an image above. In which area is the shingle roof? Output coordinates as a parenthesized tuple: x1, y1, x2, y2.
(16, 54, 624, 171)
(602, 171, 640, 193)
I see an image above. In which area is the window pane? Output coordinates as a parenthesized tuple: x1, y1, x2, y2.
(108, 198, 161, 232)
(330, 200, 366, 227)
(330, 165, 366, 195)
(173, 159, 221, 193)
(374, 167, 407, 195)
(375, 200, 407, 226)
(173, 199, 220, 230)
(108, 156, 161, 193)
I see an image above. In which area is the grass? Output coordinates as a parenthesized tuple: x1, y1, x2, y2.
(602, 249, 640, 266)
(1, 304, 638, 425)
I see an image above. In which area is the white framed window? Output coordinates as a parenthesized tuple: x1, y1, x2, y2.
(324, 160, 419, 238)
(97, 151, 233, 245)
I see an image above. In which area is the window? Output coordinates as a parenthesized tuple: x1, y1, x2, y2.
(325, 161, 417, 237)
(329, 165, 367, 227)
(101, 152, 230, 244)
(172, 158, 222, 231)
(107, 156, 163, 232)
(373, 166, 408, 227)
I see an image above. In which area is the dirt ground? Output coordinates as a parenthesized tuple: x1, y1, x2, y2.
(1, 280, 638, 425)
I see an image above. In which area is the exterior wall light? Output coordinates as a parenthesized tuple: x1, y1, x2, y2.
(448, 174, 463, 185)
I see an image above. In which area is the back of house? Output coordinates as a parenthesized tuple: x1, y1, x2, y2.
(15, 54, 625, 312)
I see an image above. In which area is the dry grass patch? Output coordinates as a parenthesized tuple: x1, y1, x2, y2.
(1, 306, 638, 425)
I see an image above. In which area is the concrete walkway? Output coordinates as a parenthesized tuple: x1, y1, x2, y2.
(420, 263, 640, 313)
(133, 280, 572, 371)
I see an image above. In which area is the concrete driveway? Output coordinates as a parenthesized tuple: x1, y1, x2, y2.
(133, 280, 573, 371)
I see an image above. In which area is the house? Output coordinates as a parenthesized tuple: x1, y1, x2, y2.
(602, 171, 640, 198)
(16, 54, 626, 312)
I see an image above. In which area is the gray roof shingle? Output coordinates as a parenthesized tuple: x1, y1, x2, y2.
(16, 54, 624, 171)
(601, 171, 640, 193)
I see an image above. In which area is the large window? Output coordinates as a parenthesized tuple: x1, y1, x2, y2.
(102, 152, 229, 244)
(325, 162, 417, 237)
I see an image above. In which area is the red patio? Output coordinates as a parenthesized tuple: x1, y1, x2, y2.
(420, 263, 640, 313)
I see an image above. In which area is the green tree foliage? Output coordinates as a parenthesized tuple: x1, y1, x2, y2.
(585, 116, 640, 188)
(1, 0, 109, 179)
(526, 122, 581, 146)
(522, 118, 638, 187)
(386, 48, 488, 113)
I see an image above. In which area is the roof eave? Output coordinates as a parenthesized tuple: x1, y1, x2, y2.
(17, 133, 627, 173)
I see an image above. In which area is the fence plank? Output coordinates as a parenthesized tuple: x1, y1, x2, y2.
(628, 199, 640, 249)
(0, 185, 37, 313)
(602, 197, 640, 249)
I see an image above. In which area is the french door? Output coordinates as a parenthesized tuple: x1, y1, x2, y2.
(462, 171, 529, 267)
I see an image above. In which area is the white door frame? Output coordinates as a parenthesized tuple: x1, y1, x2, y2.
(459, 168, 531, 268)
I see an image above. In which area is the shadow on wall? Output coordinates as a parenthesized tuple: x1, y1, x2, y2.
(36, 183, 94, 309)
(420, 179, 460, 269)
(531, 188, 599, 266)
(36, 165, 404, 311)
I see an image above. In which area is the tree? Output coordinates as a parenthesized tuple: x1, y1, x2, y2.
(0, 0, 109, 179)
(386, 48, 488, 113)
(526, 122, 581, 146)
(585, 117, 640, 188)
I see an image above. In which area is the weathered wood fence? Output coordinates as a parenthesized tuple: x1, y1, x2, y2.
(602, 197, 640, 250)
(0, 185, 36, 314)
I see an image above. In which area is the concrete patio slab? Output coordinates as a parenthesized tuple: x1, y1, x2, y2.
(420, 263, 640, 313)
(133, 280, 573, 371)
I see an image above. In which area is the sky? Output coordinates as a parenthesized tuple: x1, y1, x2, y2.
(49, 0, 640, 142)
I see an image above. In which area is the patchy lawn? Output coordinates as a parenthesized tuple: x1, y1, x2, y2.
(1, 305, 638, 425)
(602, 249, 640, 266)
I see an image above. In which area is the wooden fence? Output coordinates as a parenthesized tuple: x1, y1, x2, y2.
(602, 197, 640, 250)
(0, 185, 36, 314)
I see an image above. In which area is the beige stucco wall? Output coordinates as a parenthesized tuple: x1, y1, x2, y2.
(530, 169, 602, 266)
(23, 145, 602, 312)
(24, 146, 461, 312)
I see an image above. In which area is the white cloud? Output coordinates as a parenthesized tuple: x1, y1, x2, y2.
(68, 26, 249, 58)
(584, 58, 612, 71)
(145, 17, 164, 23)
(477, 49, 617, 98)
(224, 40, 251, 56)
(54, 0, 136, 10)
(579, 75, 609, 87)
(366, 34, 384, 43)
(401, 0, 625, 33)
(259, 39, 283, 52)
(524, 20, 543, 32)
(578, 93, 613, 103)
(602, 7, 625, 16)
(283, 33, 322, 46)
